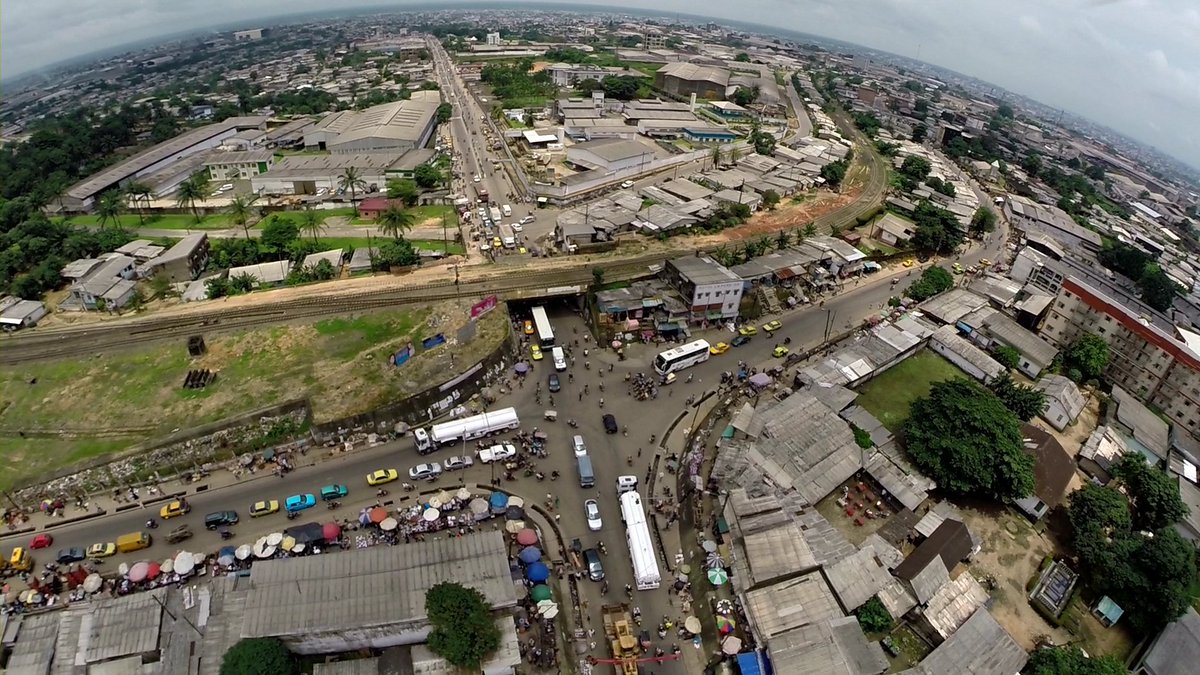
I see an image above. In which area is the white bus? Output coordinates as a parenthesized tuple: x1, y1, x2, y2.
(531, 306, 555, 346)
(653, 339, 711, 376)
(620, 491, 661, 590)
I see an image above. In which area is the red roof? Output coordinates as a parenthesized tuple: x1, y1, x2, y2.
(1063, 278, 1200, 371)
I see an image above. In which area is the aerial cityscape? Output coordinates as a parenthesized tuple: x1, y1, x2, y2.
(1, 2, 1199, 675)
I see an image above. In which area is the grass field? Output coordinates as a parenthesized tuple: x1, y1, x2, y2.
(312, 237, 465, 255)
(0, 304, 509, 490)
(854, 350, 969, 431)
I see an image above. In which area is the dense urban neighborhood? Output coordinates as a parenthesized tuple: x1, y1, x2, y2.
(1, 6, 1199, 675)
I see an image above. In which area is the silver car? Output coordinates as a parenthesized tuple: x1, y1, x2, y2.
(408, 462, 443, 481)
(444, 455, 474, 471)
(585, 499, 602, 531)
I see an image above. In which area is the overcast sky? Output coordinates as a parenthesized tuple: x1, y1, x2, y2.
(4, 0, 1198, 166)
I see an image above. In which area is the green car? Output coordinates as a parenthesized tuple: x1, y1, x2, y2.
(320, 484, 349, 501)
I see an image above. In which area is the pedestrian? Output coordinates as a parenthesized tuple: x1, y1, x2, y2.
(554, 514, 561, 521)
(638, 447, 642, 458)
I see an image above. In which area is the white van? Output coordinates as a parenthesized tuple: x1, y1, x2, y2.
(551, 347, 567, 372)
(501, 204, 512, 217)
(617, 475, 639, 494)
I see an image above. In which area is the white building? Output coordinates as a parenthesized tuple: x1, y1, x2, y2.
(664, 255, 744, 321)
(566, 138, 656, 173)
(204, 150, 274, 181)
(304, 100, 439, 154)
(485, 32, 502, 46)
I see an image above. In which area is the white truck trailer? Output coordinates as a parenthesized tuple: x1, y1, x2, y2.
(413, 407, 520, 454)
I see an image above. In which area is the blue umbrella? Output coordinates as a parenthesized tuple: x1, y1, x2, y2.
(519, 546, 542, 564)
(489, 492, 509, 509)
(526, 562, 550, 583)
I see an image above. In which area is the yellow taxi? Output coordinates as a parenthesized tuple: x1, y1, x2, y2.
(979, 258, 992, 267)
(901, 259, 916, 268)
(952, 262, 964, 275)
(9, 547, 32, 573)
(709, 342, 730, 355)
(773, 345, 791, 358)
(159, 500, 191, 519)
(368, 469, 400, 486)
(86, 542, 116, 558)
(249, 500, 280, 518)
(738, 325, 757, 336)
(761, 320, 782, 333)
(523, 320, 534, 335)
(531, 344, 544, 360)
(492, 236, 502, 249)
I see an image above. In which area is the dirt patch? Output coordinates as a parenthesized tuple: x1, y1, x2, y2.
(816, 476, 903, 545)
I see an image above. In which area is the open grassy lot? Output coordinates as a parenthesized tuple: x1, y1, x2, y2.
(854, 350, 969, 431)
(0, 303, 508, 489)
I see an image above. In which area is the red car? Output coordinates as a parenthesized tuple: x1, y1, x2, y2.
(29, 533, 53, 549)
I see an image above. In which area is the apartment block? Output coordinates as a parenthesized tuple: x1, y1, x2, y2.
(663, 255, 744, 321)
(1040, 278, 1200, 434)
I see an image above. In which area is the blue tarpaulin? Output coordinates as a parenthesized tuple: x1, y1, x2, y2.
(422, 334, 446, 349)
(393, 344, 414, 366)
(736, 650, 768, 675)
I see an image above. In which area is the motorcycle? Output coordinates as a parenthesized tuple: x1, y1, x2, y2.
(567, 419, 579, 428)
(145, 519, 158, 529)
(287, 511, 299, 520)
(376, 489, 389, 497)
(327, 500, 341, 510)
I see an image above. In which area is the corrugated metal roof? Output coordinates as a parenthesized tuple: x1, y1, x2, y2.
(745, 572, 841, 641)
(824, 546, 892, 612)
(917, 609, 1027, 675)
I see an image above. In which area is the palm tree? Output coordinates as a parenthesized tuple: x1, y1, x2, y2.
(226, 193, 259, 239)
(338, 167, 367, 217)
(376, 204, 414, 240)
(125, 182, 152, 227)
(300, 207, 326, 243)
(729, 145, 743, 164)
(175, 174, 208, 223)
(711, 145, 723, 169)
(775, 229, 791, 251)
(96, 190, 124, 229)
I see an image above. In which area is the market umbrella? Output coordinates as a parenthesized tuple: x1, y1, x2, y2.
(489, 492, 509, 512)
(281, 536, 297, 552)
(380, 517, 399, 531)
(235, 545, 253, 560)
(707, 568, 729, 586)
(701, 540, 718, 553)
(435, 490, 452, 504)
(507, 495, 525, 508)
(217, 552, 235, 566)
(253, 538, 270, 558)
(679, 564, 691, 575)
(83, 573, 103, 593)
(146, 561, 161, 579)
(128, 561, 150, 583)
(293, 542, 306, 553)
(370, 507, 388, 524)
(323, 522, 342, 542)
(456, 487, 471, 501)
(506, 505, 525, 520)
(612, 340, 622, 349)
(427, 495, 443, 509)
(422, 508, 440, 522)
(684, 617, 702, 634)
(716, 616, 736, 635)
(505, 520, 526, 533)
(530, 584, 553, 602)
(542, 605, 559, 619)
(267, 533, 284, 546)
(748, 372, 773, 388)
(161, 558, 174, 574)
(514, 363, 529, 374)
(707, 553, 725, 569)
(257, 545, 277, 559)
(515, 528, 538, 546)
(469, 498, 489, 515)
(118, 562, 130, 576)
(193, 552, 206, 566)
(526, 562, 550, 583)
(358, 510, 372, 526)
(518, 546, 542, 564)
(173, 552, 195, 575)
(721, 635, 743, 655)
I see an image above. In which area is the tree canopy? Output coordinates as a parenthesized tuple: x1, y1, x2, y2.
(910, 200, 963, 254)
(1098, 242, 1182, 311)
(899, 156, 932, 182)
(820, 159, 849, 189)
(387, 178, 420, 206)
(425, 582, 501, 670)
(903, 378, 1035, 500)
(1110, 454, 1189, 531)
(1023, 645, 1127, 675)
(987, 372, 1048, 422)
(992, 345, 1020, 370)
(970, 206, 997, 236)
(220, 638, 296, 675)
(1063, 333, 1109, 381)
(903, 265, 954, 302)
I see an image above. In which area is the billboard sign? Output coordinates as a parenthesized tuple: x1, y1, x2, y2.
(470, 295, 498, 321)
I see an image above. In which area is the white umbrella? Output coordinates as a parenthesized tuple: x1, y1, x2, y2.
(83, 574, 103, 593)
(684, 616, 702, 634)
(380, 517, 399, 531)
(435, 490, 452, 504)
(192, 552, 205, 566)
(173, 552, 195, 575)
(469, 498, 489, 514)
(252, 539, 269, 558)
(456, 487, 471, 500)
(537, 599, 555, 611)
(505, 519, 526, 533)
(427, 496, 443, 509)
(721, 635, 743, 655)
(422, 508, 440, 522)
(161, 558, 174, 574)
(701, 540, 718, 553)
(293, 542, 306, 553)
(235, 545, 253, 560)
(507, 496, 525, 508)
(257, 545, 277, 559)
(118, 562, 130, 576)
(266, 533, 284, 546)
(542, 605, 559, 619)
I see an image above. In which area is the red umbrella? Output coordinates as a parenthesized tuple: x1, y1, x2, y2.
(323, 522, 342, 542)
(369, 507, 388, 524)
(515, 528, 538, 546)
(147, 561, 161, 579)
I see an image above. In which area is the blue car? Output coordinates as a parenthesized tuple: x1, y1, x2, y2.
(285, 494, 316, 512)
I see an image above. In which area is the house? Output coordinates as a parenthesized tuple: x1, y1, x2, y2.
(712, 189, 762, 211)
(0, 297, 47, 330)
(1036, 374, 1087, 430)
(348, 247, 378, 273)
(873, 212, 915, 246)
(916, 608, 1028, 675)
(709, 100, 750, 119)
(663, 255, 744, 321)
(1175, 477, 1200, 543)
(143, 233, 210, 283)
(114, 239, 166, 262)
(1134, 607, 1200, 675)
(228, 260, 292, 287)
(301, 249, 345, 271)
(958, 307, 1059, 378)
(1015, 424, 1077, 521)
(893, 519, 974, 582)
(927, 325, 1006, 383)
(204, 150, 274, 181)
(70, 254, 138, 311)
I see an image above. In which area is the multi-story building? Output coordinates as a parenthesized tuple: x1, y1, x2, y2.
(663, 255, 744, 321)
(1040, 277, 1200, 435)
(644, 31, 666, 50)
(485, 32, 502, 46)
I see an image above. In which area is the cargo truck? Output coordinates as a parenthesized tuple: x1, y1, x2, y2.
(413, 407, 520, 454)
(489, 206, 502, 222)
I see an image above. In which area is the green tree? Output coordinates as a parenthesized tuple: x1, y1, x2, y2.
(762, 190, 781, 210)
(903, 378, 1035, 500)
(220, 638, 296, 675)
(378, 237, 419, 268)
(992, 345, 1020, 370)
(730, 86, 759, 106)
(205, 276, 230, 299)
(377, 204, 415, 240)
(435, 102, 453, 123)
(175, 172, 209, 223)
(987, 371, 1048, 421)
(592, 267, 605, 287)
(750, 128, 776, 156)
(1140, 265, 1181, 312)
(414, 163, 443, 189)
(1024, 645, 1128, 675)
(125, 181, 153, 227)
(803, 222, 818, 237)
(910, 200, 963, 255)
(299, 207, 325, 243)
(338, 166, 368, 216)
(734, 52, 751, 62)
(225, 193, 259, 239)
(1110, 454, 1189, 531)
(426, 583, 501, 670)
(96, 190, 124, 229)
(1021, 152, 1042, 177)
(228, 271, 256, 294)
(911, 123, 928, 143)
(820, 159, 849, 189)
(970, 206, 997, 236)
(774, 228, 790, 250)
(710, 145, 723, 169)
(904, 265, 954, 301)
(855, 596, 893, 633)
(899, 155, 932, 182)
(387, 178, 420, 206)
(1064, 333, 1109, 381)
(260, 215, 299, 256)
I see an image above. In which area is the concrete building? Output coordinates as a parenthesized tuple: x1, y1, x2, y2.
(1015, 424, 1077, 521)
(69, 254, 138, 311)
(663, 255, 744, 321)
(304, 100, 439, 154)
(873, 212, 915, 246)
(1041, 278, 1200, 436)
(1036, 374, 1087, 431)
(1134, 607, 1200, 675)
(233, 28, 264, 40)
(545, 63, 636, 87)
(654, 62, 730, 99)
(566, 138, 656, 173)
(1004, 194, 1102, 253)
(143, 233, 210, 283)
(204, 149, 274, 181)
(251, 149, 434, 196)
(485, 32, 501, 46)
(0, 297, 47, 330)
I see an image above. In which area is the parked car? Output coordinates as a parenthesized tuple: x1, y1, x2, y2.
(29, 534, 52, 550)
(584, 548, 605, 580)
(548, 373, 561, 392)
(249, 500, 279, 517)
(524, 320, 534, 335)
(620, 180, 634, 189)
(444, 455, 474, 471)
(284, 494, 316, 513)
(56, 548, 85, 564)
(602, 414, 618, 434)
(478, 444, 516, 464)
(86, 542, 116, 558)
(731, 335, 752, 347)
(159, 500, 191, 519)
(519, 215, 535, 225)
(531, 345, 543, 360)
(761, 320, 782, 333)
(409, 463, 443, 480)
(584, 499, 603, 531)
(773, 345, 790, 357)
(367, 469, 399, 486)
(320, 484, 349, 502)
(738, 325, 758, 336)
(204, 511, 239, 529)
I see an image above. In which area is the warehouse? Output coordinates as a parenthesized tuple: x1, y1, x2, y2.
(251, 149, 435, 196)
(654, 62, 730, 100)
(566, 138, 656, 173)
(305, 100, 440, 154)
